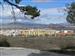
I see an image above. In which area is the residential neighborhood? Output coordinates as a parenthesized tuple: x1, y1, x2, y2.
(0, 26, 75, 36)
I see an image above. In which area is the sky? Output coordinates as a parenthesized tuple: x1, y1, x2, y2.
(0, 0, 75, 24)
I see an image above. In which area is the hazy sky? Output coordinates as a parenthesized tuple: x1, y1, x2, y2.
(0, 0, 75, 24)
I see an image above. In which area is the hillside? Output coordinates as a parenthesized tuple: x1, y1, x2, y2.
(0, 22, 75, 30)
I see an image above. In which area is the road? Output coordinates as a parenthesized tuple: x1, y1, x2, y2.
(0, 47, 73, 56)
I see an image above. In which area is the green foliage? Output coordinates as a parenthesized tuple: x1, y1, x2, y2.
(2, 0, 40, 19)
(60, 45, 75, 52)
(15, 0, 22, 4)
(0, 2, 1, 4)
(20, 5, 40, 19)
(66, 2, 75, 24)
(0, 38, 10, 47)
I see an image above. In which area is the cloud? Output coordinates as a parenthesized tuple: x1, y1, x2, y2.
(32, 0, 75, 3)
(0, 4, 23, 17)
(40, 7, 66, 15)
(32, 0, 57, 2)
(33, 7, 67, 24)
(0, 4, 67, 24)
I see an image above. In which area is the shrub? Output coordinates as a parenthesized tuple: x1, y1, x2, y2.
(0, 38, 10, 47)
(61, 46, 75, 50)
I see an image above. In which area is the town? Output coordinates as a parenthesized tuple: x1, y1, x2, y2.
(0, 28, 75, 37)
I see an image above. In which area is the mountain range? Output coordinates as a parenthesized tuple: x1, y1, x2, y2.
(0, 22, 75, 30)
(0, 22, 48, 29)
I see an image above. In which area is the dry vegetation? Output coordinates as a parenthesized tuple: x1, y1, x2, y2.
(0, 35, 75, 50)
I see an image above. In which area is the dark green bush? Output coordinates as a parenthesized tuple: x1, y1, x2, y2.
(61, 46, 75, 50)
(0, 38, 10, 47)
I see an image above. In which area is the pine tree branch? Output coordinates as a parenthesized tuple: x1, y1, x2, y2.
(4, 0, 20, 9)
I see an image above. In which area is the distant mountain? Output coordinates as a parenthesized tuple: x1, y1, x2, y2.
(48, 23, 75, 30)
(0, 22, 48, 29)
(0, 22, 75, 30)
(48, 24, 65, 30)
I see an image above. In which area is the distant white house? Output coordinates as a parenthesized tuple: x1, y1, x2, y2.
(0, 29, 20, 36)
